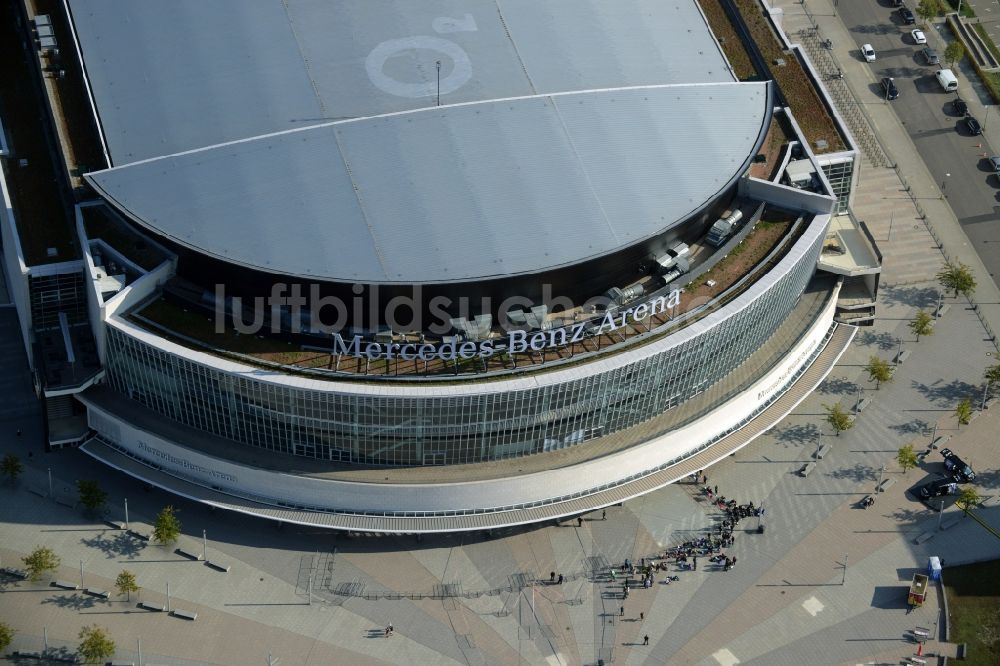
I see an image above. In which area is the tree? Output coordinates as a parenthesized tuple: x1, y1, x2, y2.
(957, 486, 981, 516)
(153, 505, 181, 544)
(22, 546, 60, 582)
(945, 40, 966, 68)
(908, 310, 934, 342)
(0, 453, 23, 483)
(985, 364, 1000, 398)
(865, 356, 894, 390)
(825, 403, 854, 436)
(114, 570, 140, 601)
(0, 621, 13, 654)
(896, 444, 919, 474)
(916, 0, 941, 21)
(77, 480, 108, 515)
(77, 625, 115, 664)
(936, 261, 976, 298)
(955, 398, 973, 426)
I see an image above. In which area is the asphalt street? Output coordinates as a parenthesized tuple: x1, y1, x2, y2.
(839, 0, 1000, 281)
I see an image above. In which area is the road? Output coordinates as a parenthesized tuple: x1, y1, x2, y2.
(838, 0, 1000, 282)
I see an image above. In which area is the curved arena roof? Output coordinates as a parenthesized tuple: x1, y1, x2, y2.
(71, 0, 772, 284)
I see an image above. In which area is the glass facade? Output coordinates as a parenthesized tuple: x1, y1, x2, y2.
(820, 157, 854, 215)
(104, 227, 825, 467)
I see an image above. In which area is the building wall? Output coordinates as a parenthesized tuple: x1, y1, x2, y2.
(100, 216, 829, 467)
(83, 289, 839, 517)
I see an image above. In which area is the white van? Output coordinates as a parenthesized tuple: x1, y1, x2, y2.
(936, 68, 958, 92)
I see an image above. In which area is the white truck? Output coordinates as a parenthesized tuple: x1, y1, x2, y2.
(706, 210, 744, 247)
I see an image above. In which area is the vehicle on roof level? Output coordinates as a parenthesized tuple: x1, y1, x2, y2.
(899, 6, 916, 23)
(922, 47, 940, 65)
(965, 115, 983, 135)
(941, 447, 976, 482)
(881, 77, 899, 100)
(953, 97, 968, 115)
(990, 156, 1000, 172)
(917, 477, 960, 500)
(911, 29, 927, 44)
(862, 43, 876, 62)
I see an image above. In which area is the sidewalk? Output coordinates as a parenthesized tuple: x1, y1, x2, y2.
(776, 0, 1000, 341)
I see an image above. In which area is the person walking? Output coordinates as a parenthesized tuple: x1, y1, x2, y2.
(713, 485, 718, 496)
(578, 516, 583, 527)
(640, 612, 644, 621)
(602, 509, 606, 520)
(620, 605, 625, 617)
(558, 573, 564, 585)
(643, 635, 649, 646)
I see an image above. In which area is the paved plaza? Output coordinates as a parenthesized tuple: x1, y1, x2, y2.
(3, 1, 1000, 664)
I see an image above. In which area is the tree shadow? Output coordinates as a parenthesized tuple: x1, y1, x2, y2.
(888, 505, 932, 525)
(42, 592, 97, 610)
(857, 330, 897, 351)
(827, 463, 878, 483)
(817, 377, 858, 396)
(774, 423, 820, 448)
(81, 532, 145, 559)
(877, 284, 939, 309)
(910, 379, 979, 407)
(972, 468, 1000, 491)
(889, 418, 929, 436)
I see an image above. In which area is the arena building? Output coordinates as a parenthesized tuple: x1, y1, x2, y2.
(0, 0, 881, 532)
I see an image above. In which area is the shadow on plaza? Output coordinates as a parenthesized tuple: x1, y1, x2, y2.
(80, 531, 145, 560)
(816, 377, 858, 396)
(876, 285, 941, 309)
(41, 592, 97, 610)
(856, 330, 899, 352)
(910, 378, 980, 408)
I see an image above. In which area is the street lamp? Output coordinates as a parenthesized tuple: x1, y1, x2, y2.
(941, 173, 951, 197)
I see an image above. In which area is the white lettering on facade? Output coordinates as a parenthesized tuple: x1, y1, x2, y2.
(137, 442, 238, 483)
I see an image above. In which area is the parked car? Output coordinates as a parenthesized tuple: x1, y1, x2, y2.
(921, 47, 940, 65)
(862, 43, 877, 62)
(917, 477, 960, 500)
(899, 6, 916, 24)
(953, 97, 968, 115)
(941, 447, 976, 482)
(990, 155, 1000, 172)
(911, 29, 927, 44)
(881, 77, 899, 100)
(965, 115, 983, 135)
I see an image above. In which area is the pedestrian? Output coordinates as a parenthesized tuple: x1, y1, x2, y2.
(620, 605, 625, 617)
(558, 573, 564, 585)
(644, 635, 649, 646)
(602, 509, 606, 520)
(714, 485, 718, 496)
(610, 568, 617, 581)
(578, 516, 583, 527)
(640, 611, 644, 621)
(16, 429, 22, 437)
(550, 571, 555, 583)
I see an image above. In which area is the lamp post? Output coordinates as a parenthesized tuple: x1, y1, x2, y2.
(877, 464, 886, 494)
(942, 173, 950, 197)
(124, 498, 129, 529)
(982, 381, 992, 411)
(435, 60, 441, 107)
(842, 554, 849, 585)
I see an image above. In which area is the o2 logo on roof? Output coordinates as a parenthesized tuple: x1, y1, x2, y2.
(364, 14, 477, 99)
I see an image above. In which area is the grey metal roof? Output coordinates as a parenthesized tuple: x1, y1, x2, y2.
(68, 0, 737, 164)
(87, 83, 771, 284)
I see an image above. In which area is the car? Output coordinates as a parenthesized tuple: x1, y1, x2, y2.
(965, 115, 983, 135)
(922, 47, 940, 65)
(990, 155, 1000, 172)
(953, 97, 968, 115)
(941, 447, 976, 482)
(862, 43, 876, 62)
(899, 6, 916, 24)
(911, 29, 927, 44)
(917, 478, 960, 500)
(881, 77, 899, 100)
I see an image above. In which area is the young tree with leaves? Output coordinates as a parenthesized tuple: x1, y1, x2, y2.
(115, 570, 140, 601)
(936, 261, 976, 298)
(945, 40, 966, 68)
(153, 505, 181, 544)
(0, 453, 23, 483)
(985, 364, 1000, 398)
(825, 403, 853, 436)
(22, 546, 60, 582)
(77, 480, 108, 515)
(955, 398, 973, 426)
(865, 356, 894, 390)
(916, 0, 941, 21)
(957, 486, 981, 516)
(77, 625, 115, 664)
(896, 444, 919, 474)
(909, 310, 934, 342)
(0, 622, 13, 654)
